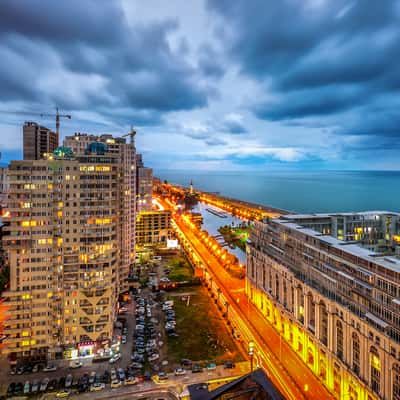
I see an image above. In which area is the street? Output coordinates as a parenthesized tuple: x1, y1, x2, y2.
(156, 195, 333, 400)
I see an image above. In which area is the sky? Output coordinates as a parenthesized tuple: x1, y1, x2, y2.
(0, 0, 399, 171)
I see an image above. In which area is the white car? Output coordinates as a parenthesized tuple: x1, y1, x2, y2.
(69, 360, 82, 369)
(40, 378, 49, 392)
(159, 277, 170, 283)
(174, 368, 186, 376)
(43, 364, 57, 372)
(109, 354, 121, 363)
(148, 353, 160, 361)
(90, 383, 105, 392)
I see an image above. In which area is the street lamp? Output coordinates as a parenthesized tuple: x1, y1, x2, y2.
(248, 340, 255, 372)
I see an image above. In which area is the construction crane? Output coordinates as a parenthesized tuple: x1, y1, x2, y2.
(121, 127, 137, 144)
(0, 107, 71, 136)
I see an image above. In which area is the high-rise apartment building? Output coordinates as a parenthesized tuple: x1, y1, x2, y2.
(136, 154, 153, 212)
(64, 133, 136, 294)
(247, 212, 400, 400)
(2, 135, 136, 362)
(23, 122, 59, 160)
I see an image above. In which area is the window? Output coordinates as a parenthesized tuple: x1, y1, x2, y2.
(352, 332, 360, 375)
(320, 302, 328, 346)
(370, 346, 381, 394)
(336, 320, 344, 360)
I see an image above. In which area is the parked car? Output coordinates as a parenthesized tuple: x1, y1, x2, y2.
(65, 374, 73, 388)
(148, 353, 159, 362)
(32, 364, 40, 373)
(69, 360, 82, 369)
(48, 378, 58, 391)
(125, 376, 138, 385)
(207, 363, 217, 371)
(130, 362, 143, 369)
(89, 371, 96, 384)
(58, 376, 66, 388)
(40, 378, 50, 392)
(224, 361, 235, 369)
(158, 372, 168, 380)
(121, 335, 127, 344)
(109, 354, 121, 363)
(31, 379, 39, 394)
(111, 380, 122, 389)
(56, 390, 70, 398)
(174, 368, 186, 376)
(7, 382, 16, 396)
(43, 364, 57, 372)
(192, 364, 203, 373)
(90, 382, 105, 392)
(23, 381, 30, 394)
(117, 367, 126, 382)
(14, 382, 23, 394)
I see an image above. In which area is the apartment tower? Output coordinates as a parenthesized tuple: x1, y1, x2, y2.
(2, 134, 136, 362)
(23, 122, 59, 160)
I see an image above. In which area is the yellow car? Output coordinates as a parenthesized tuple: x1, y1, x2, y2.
(56, 390, 70, 398)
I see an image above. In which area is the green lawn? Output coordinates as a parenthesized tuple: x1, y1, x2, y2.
(167, 257, 193, 282)
(165, 287, 244, 366)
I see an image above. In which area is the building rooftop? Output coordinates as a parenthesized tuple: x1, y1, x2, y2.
(188, 369, 283, 400)
(275, 212, 400, 274)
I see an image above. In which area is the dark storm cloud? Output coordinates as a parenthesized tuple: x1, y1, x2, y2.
(197, 44, 225, 78)
(221, 119, 247, 134)
(0, 0, 214, 124)
(207, 0, 400, 142)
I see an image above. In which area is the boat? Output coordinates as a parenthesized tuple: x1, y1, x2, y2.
(205, 208, 228, 218)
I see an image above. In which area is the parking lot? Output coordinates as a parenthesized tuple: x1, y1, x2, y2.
(1, 252, 247, 398)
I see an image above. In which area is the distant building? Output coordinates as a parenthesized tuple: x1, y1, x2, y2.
(136, 154, 153, 212)
(187, 368, 283, 400)
(23, 121, 58, 160)
(0, 166, 8, 208)
(136, 210, 172, 248)
(247, 211, 400, 400)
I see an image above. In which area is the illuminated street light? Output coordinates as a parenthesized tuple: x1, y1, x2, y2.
(248, 340, 255, 372)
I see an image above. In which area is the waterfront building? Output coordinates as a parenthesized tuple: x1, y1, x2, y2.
(136, 210, 172, 248)
(23, 122, 58, 160)
(1, 135, 136, 362)
(247, 212, 400, 400)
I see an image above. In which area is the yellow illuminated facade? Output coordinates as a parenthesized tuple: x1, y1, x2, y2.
(247, 212, 400, 400)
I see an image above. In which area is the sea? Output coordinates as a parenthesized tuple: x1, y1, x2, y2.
(156, 170, 400, 214)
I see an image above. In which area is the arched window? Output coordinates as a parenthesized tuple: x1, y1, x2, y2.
(370, 346, 381, 394)
(307, 347, 314, 366)
(393, 363, 400, 400)
(283, 280, 287, 308)
(320, 301, 328, 346)
(307, 293, 315, 333)
(336, 320, 343, 360)
(297, 286, 304, 324)
(275, 274, 280, 301)
(352, 332, 360, 375)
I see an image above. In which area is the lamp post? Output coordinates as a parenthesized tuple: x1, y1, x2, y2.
(248, 340, 255, 372)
